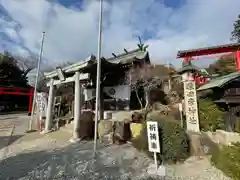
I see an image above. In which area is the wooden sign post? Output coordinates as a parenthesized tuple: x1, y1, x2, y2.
(147, 121, 160, 170)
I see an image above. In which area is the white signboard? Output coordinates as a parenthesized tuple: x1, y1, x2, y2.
(147, 121, 160, 153)
(183, 76, 200, 132)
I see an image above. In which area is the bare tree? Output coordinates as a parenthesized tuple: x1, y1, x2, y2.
(125, 64, 165, 109)
(13, 55, 38, 77)
(38, 61, 74, 92)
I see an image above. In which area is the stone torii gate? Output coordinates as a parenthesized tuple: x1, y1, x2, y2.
(43, 55, 94, 142)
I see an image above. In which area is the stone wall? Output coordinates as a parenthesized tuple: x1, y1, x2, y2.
(204, 130, 240, 145)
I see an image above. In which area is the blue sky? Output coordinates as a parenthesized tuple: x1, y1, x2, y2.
(57, 0, 84, 8)
(0, 0, 240, 68)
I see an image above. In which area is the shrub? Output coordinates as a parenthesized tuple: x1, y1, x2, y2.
(132, 112, 189, 164)
(198, 99, 225, 131)
(167, 107, 182, 121)
(211, 143, 240, 180)
(235, 118, 240, 133)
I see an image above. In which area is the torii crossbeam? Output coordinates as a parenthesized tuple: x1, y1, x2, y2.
(177, 42, 240, 71)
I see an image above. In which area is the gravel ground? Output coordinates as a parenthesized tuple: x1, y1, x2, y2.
(0, 137, 232, 180)
(0, 114, 233, 180)
(0, 139, 155, 180)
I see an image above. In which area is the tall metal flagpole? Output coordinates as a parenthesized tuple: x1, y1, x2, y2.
(93, 0, 103, 156)
(27, 31, 46, 132)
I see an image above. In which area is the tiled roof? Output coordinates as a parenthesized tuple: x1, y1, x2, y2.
(44, 46, 149, 79)
(197, 71, 240, 91)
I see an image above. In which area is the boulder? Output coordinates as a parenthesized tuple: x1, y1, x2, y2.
(78, 111, 95, 140)
(98, 120, 115, 144)
(114, 121, 131, 144)
(98, 120, 132, 145)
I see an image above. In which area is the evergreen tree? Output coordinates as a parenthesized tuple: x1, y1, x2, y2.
(0, 52, 32, 87)
(231, 14, 240, 42)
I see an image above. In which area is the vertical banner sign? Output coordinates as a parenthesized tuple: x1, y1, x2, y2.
(147, 121, 160, 153)
(36, 92, 47, 117)
(183, 76, 200, 132)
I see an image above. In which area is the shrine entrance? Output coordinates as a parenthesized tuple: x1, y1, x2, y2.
(43, 46, 150, 143)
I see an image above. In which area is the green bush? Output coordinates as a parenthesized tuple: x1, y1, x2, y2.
(167, 107, 182, 121)
(235, 118, 240, 133)
(132, 112, 189, 164)
(198, 99, 225, 131)
(211, 143, 240, 180)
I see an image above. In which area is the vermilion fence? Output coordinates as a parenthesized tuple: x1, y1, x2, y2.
(0, 87, 34, 114)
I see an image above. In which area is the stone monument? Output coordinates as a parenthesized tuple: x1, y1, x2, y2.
(178, 62, 200, 132)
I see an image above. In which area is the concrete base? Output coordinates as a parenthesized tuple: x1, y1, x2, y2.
(40, 129, 52, 135)
(25, 129, 37, 133)
(69, 137, 81, 143)
(147, 164, 166, 177)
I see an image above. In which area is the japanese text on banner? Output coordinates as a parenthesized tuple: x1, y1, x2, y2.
(147, 121, 160, 153)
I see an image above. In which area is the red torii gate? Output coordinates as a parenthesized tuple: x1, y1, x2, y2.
(177, 42, 240, 84)
(0, 87, 34, 114)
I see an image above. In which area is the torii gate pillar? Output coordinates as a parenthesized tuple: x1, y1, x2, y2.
(236, 50, 240, 72)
